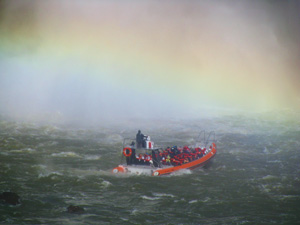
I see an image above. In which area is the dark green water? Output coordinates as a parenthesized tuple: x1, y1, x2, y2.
(1, 113, 300, 224)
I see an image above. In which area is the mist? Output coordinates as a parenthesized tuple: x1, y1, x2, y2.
(0, 0, 300, 126)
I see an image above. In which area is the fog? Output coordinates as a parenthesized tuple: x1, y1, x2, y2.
(0, 0, 299, 126)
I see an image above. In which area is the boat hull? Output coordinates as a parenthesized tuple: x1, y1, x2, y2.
(112, 143, 217, 176)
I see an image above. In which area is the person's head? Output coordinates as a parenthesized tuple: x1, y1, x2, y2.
(138, 130, 141, 133)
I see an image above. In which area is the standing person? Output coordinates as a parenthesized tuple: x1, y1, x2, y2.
(166, 155, 171, 165)
(136, 130, 144, 148)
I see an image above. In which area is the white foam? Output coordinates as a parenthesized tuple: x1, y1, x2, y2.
(277, 195, 299, 200)
(201, 197, 211, 202)
(262, 175, 278, 180)
(101, 180, 112, 188)
(11, 148, 36, 153)
(121, 217, 129, 221)
(169, 169, 192, 176)
(259, 184, 271, 193)
(189, 200, 198, 204)
(32, 164, 47, 169)
(263, 147, 270, 154)
(267, 160, 282, 163)
(51, 151, 81, 158)
(141, 195, 160, 201)
(131, 209, 139, 215)
(216, 165, 227, 171)
(84, 155, 101, 160)
(38, 171, 63, 179)
(153, 193, 175, 198)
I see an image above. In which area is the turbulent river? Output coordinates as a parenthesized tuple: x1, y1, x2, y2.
(0, 112, 300, 224)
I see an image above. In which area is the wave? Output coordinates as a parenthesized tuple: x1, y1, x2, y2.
(152, 193, 175, 198)
(100, 180, 112, 188)
(169, 169, 192, 176)
(51, 152, 81, 158)
(188, 199, 198, 204)
(261, 175, 278, 180)
(10, 148, 36, 153)
(38, 171, 63, 179)
(267, 160, 282, 163)
(141, 195, 161, 201)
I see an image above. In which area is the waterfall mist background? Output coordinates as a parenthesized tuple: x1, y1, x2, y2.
(0, 0, 300, 126)
(1, 1, 300, 224)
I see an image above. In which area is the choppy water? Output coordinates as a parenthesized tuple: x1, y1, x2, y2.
(1, 112, 300, 224)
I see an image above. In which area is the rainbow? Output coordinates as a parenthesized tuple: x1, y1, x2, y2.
(1, 1, 299, 119)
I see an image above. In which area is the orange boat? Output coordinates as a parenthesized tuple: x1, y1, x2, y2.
(112, 131, 217, 176)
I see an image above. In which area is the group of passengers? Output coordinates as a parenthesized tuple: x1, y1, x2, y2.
(128, 145, 211, 166)
(134, 153, 152, 165)
(130, 130, 211, 166)
(160, 146, 210, 166)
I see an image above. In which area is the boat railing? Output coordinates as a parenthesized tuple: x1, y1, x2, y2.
(195, 130, 205, 147)
(205, 131, 216, 148)
(194, 130, 216, 149)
